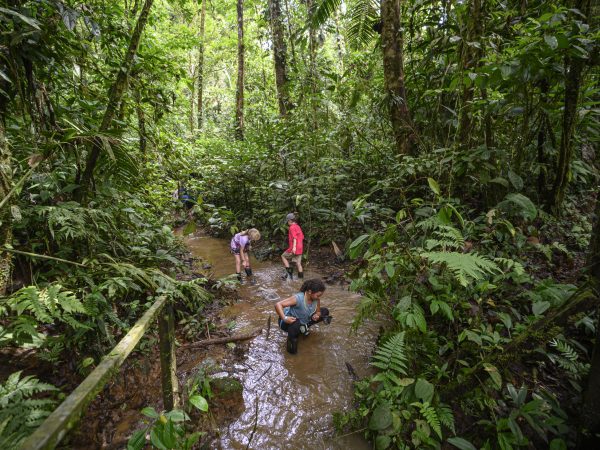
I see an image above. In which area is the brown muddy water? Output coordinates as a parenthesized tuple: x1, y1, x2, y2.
(183, 232, 378, 450)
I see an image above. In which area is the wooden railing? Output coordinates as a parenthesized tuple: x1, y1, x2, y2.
(20, 295, 179, 450)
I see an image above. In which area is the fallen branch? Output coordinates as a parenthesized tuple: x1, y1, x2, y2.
(181, 329, 261, 349)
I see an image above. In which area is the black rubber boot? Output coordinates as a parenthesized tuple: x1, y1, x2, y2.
(281, 267, 293, 280)
(286, 336, 298, 354)
(244, 267, 256, 285)
(297, 271, 304, 279)
(236, 272, 242, 282)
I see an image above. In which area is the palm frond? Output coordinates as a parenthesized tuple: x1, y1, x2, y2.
(347, 0, 379, 49)
(312, 0, 342, 28)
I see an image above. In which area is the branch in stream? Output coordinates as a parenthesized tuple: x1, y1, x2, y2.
(181, 329, 261, 349)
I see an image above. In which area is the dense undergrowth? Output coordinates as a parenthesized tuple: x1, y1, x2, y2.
(1, 0, 599, 448)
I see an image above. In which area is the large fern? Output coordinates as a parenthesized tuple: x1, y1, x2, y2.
(421, 251, 500, 286)
(4, 284, 89, 345)
(0, 371, 58, 448)
(371, 332, 407, 375)
(424, 225, 465, 251)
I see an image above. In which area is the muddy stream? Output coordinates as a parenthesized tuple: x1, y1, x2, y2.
(184, 233, 377, 450)
(69, 232, 378, 449)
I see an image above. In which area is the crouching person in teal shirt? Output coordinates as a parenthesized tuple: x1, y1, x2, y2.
(275, 278, 332, 354)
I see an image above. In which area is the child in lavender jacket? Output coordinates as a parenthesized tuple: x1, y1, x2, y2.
(231, 228, 261, 282)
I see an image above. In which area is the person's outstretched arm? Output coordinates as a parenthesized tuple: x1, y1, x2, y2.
(275, 296, 298, 325)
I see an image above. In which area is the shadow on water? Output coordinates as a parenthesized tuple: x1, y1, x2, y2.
(184, 233, 378, 450)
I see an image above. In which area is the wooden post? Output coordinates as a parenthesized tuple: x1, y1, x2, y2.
(158, 302, 179, 410)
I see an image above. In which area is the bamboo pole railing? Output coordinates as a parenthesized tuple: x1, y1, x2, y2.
(20, 295, 178, 450)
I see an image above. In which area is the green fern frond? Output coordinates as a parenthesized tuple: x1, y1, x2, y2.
(421, 251, 500, 286)
(372, 332, 407, 375)
(494, 257, 525, 276)
(419, 402, 442, 439)
(0, 372, 58, 448)
(425, 226, 465, 251)
(436, 405, 455, 434)
(550, 339, 578, 362)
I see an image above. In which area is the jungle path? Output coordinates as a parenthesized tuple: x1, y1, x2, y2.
(184, 232, 377, 449)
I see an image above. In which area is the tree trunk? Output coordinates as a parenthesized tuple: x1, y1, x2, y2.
(381, 0, 414, 155)
(549, 0, 591, 214)
(269, 0, 291, 116)
(197, 0, 206, 130)
(0, 120, 12, 295)
(78, 0, 154, 198)
(579, 196, 600, 446)
(134, 88, 147, 156)
(457, 0, 483, 148)
(235, 0, 244, 140)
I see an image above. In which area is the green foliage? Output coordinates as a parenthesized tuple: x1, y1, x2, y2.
(421, 252, 500, 287)
(127, 407, 203, 450)
(371, 332, 407, 376)
(0, 372, 59, 448)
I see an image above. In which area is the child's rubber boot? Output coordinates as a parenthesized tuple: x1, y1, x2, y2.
(244, 267, 256, 285)
(299, 324, 310, 336)
(236, 272, 242, 282)
(286, 336, 298, 354)
(297, 271, 304, 279)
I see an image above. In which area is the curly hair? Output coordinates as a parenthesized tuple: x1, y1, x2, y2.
(299, 278, 326, 293)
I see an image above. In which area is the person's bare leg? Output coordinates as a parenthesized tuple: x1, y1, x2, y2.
(234, 254, 242, 281)
(296, 256, 303, 278)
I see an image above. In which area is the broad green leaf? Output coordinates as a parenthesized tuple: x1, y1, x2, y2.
(141, 407, 159, 419)
(150, 429, 168, 450)
(127, 429, 147, 450)
(483, 363, 502, 389)
(183, 221, 197, 235)
(549, 438, 567, 450)
(369, 405, 392, 430)
(544, 34, 558, 49)
(532, 301, 550, 316)
(189, 394, 209, 412)
(375, 434, 391, 449)
(447, 437, 477, 450)
(414, 378, 434, 402)
(384, 262, 395, 278)
(427, 178, 441, 196)
(0, 7, 41, 29)
(507, 170, 523, 191)
(499, 193, 537, 221)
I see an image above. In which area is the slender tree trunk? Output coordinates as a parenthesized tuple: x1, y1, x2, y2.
(134, 87, 147, 156)
(457, 0, 483, 148)
(235, 0, 244, 140)
(189, 55, 195, 133)
(197, 0, 206, 130)
(549, 0, 591, 213)
(269, 0, 291, 116)
(283, 0, 298, 70)
(0, 120, 12, 295)
(579, 195, 600, 447)
(381, 0, 414, 155)
(78, 0, 154, 198)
